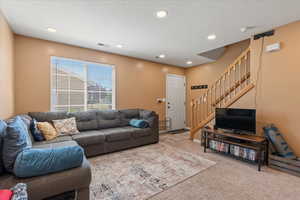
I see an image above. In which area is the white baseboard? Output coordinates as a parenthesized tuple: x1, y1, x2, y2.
(159, 130, 169, 134)
(193, 139, 201, 143)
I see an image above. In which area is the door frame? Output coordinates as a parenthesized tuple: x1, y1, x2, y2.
(166, 74, 186, 130)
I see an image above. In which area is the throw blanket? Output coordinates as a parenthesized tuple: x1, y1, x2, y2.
(129, 119, 149, 128)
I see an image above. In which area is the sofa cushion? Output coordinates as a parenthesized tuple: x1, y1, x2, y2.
(3, 116, 32, 172)
(96, 110, 122, 129)
(131, 127, 152, 138)
(32, 135, 73, 147)
(119, 109, 140, 126)
(13, 146, 84, 178)
(68, 111, 98, 131)
(102, 127, 133, 142)
(72, 131, 105, 146)
(139, 110, 155, 119)
(0, 156, 91, 200)
(29, 112, 68, 122)
(33, 140, 78, 149)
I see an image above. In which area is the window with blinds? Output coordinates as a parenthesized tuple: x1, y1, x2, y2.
(51, 57, 115, 112)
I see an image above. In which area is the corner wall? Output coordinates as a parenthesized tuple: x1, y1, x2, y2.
(0, 11, 14, 119)
(188, 20, 300, 156)
(250, 20, 300, 155)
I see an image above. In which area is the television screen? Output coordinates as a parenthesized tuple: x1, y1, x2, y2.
(215, 108, 256, 133)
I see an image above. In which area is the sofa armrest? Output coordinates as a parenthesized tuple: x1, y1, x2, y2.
(139, 110, 159, 130)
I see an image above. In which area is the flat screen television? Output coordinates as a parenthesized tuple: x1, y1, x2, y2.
(215, 108, 256, 134)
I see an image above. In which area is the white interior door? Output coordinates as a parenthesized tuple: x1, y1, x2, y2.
(166, 74, 186, 131)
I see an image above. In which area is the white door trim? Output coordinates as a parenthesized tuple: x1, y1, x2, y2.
(166, 74, 186, 130)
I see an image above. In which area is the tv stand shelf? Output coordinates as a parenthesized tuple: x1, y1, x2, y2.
(202, 128, 269, 171)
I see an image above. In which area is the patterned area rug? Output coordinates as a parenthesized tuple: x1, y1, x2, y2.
(89, 134, 216, 200)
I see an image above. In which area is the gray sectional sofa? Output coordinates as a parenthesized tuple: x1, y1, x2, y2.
(0, 109, 159, 200)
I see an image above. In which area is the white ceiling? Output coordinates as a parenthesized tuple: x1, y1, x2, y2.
(1, 0, 300, 67)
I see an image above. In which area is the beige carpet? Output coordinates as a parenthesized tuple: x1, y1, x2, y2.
(89, 134, 215, 200)
(89, 132, 300, 200)
(150, 132, 300, 200)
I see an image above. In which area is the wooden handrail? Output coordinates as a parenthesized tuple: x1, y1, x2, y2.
(190, 48, 252, 139)
(213, 47, 250, 86)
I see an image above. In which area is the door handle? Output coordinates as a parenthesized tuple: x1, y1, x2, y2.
(168, 106, 171, 109)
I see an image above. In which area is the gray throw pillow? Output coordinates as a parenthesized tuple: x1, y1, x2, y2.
(0, 120, 7, 174)
(3, 116, 32, 172)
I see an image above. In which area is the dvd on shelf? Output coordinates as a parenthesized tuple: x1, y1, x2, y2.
(209, 139, 264, 162)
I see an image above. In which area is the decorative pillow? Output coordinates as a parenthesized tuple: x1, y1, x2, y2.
(0, 120, 7, 175)
(13, 146, 84, 178)
(263, 124, 296, 158)
(3, 116, 32, 172)
(129, 119, 149, 128)
(30, 119, 45, 141)
(10, 183, 28, 200)
(37, 122, 58, 141)
(0, 190, 13, 200)
(52, 117, 79, 135)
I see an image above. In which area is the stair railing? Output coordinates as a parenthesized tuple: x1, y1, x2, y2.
(190, 48, 253, 139)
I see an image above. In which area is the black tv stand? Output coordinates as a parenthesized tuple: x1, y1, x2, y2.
(202, 128, 269, 171)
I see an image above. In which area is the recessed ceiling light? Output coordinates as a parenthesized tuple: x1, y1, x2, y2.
(207, 34, 216, 40)
(116, 44, 123, 48)
(240, 26, 256, 33)
(186, 61, 193, 65)
(240, 27, 247, 33)
(47, 27, 57, 33)
(156, 10, 168, 18)
(158, 54, 166, 58)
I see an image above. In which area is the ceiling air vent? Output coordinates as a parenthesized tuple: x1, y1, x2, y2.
(97, 42, 109, 47)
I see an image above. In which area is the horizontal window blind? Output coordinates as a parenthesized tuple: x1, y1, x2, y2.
(51, 57, 115, 112)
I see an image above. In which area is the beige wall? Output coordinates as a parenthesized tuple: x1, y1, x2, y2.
(0, 11, 14, 119)
(189, 20, 300, 155)
(14, 35, 185, 119)
(250, 20, 300, 155)
(11, 19, 300, 156)
(185, 39, 250, 127)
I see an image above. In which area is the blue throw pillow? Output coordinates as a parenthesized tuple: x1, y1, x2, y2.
(263, 124, 296, 159)
(129, 119, 149, 128)
(3, 116, 32, 172)
(30, 119, 45, 141)
(0, 120, 7, 175)
(13, 146, 84, 178)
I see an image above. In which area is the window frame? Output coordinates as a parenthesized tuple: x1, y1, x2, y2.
(50, 56, 116, 112)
